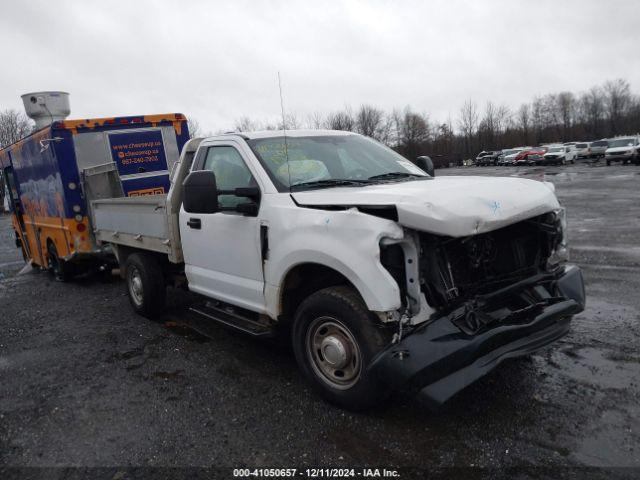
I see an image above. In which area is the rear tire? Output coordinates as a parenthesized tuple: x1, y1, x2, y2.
(125, 253, 166, 319)
(292, 286, 392, 411)
(47, 241, 74, 282)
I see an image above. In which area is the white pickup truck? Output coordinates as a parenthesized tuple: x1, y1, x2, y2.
(91, 130, 585, 410)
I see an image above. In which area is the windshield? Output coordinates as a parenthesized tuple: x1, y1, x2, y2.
(576, 143, 588, 148)
(608, 138, 635, 148)
(503, 150, 518, 156)
(548, 147, 564, 153)
(248, 135, 428, 191)
(592, 141, 608, 147)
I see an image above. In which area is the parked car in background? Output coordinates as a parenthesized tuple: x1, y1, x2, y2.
(501, 148, 526, 166)
(543, 145, 577, 165)
(515, 147, 547, 166)
(588, 140, 609, 158)
(475, 151, 490, 165)
(526, 153, 546, 166)
(604, 136, 639, 165)
(574, 142, 590, 159)
(474, 151, 500, 166)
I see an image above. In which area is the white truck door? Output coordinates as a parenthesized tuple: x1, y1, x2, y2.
(180, 142, 266, 313)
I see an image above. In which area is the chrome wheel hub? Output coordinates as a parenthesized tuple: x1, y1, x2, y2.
(128, 267, 144, 307)
(321, 335, 348, 368)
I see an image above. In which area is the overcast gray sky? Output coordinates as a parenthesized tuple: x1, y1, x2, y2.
(1, 0, 638, 133)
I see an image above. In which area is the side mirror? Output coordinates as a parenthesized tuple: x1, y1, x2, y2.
(183, 170, 219, 214)
(416, 156, 435, 177)
(230, 186, 261, 200)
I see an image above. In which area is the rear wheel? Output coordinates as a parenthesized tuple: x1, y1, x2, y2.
(47, 241, 74, 282)
(125, 253, 166, 318)
(292, 286, 392, 411)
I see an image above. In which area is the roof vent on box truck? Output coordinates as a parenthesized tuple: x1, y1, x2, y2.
(21, 91, 70, 129)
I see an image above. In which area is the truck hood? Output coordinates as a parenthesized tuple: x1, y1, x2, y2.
(291, 176, 560, 237)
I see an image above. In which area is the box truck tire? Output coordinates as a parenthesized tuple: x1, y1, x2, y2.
(125, 253, 166, 319)
(47, 241, 74, 282)
(292, 286, 392, 411)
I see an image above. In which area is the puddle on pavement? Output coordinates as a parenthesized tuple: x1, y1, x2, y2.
(545, 172, 579, 182)
(552, 346, 640, 390)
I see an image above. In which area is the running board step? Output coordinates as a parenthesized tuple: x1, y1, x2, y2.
(188, 303, 276, 338)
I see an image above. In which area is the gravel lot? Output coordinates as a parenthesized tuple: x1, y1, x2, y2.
(1, 162, 639, 476)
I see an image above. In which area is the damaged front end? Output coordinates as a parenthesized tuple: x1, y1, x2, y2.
(373, 210, 585, 407)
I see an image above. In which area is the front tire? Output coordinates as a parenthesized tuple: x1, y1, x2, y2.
(125, 253, 166, 318)
(292, 286, 392, 411)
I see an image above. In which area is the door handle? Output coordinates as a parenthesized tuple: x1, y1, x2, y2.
(187, 218, 201, 229)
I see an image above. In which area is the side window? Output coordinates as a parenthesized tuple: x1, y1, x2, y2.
(202, 146, 257, 208)
(3, 167, 18, 203)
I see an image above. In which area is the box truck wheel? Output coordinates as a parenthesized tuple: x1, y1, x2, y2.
(47, 241, 74, 282)
(125, 253, 166, 319)
(292, 286, 392, 411)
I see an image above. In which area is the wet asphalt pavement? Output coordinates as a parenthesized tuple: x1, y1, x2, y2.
(1, 162, 639, 476)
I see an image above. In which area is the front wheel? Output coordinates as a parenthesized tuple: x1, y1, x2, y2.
(292, 286, 392, 411)
(125, 253, 166, 318)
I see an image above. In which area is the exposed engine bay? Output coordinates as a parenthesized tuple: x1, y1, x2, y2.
(381, 211, 567, 335)
(420, 211, 564, 308)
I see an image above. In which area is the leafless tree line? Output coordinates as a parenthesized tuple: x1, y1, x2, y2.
(228, 78, 640, 164)
(0, 110, 33, 207)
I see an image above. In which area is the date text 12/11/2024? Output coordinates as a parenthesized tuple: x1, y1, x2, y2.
(232, 468, 400, 478)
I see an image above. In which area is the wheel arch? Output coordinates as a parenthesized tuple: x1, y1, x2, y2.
(278, 262, 357, 322)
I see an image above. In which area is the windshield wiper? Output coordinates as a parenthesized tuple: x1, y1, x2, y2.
(290, 178, 371, 191)
(368, 172, 426, 181)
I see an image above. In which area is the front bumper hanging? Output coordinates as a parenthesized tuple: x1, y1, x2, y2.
(369, 264, 585, 407)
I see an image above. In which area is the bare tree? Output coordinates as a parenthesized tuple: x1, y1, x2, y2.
(557, 92, 575, 140)
(531, 97, 545, 144)
(187, 117, 202, 138)
(234, 116, 260, 132)
(399, 109, 429, 159)
(458, 99, 478, 156)
(580, 86, 605, 139)
(517, 104, 531, 145)
(0, 109, 33, 208)
(278, 113, 300, 130)
(0, 109, 32, 148)
(305, 111, 324, 129)
(604, 78, 632, 136)
(355, 104, 389, 142)
(388, 108, 405, 148)
(326, 108, 355, 131)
